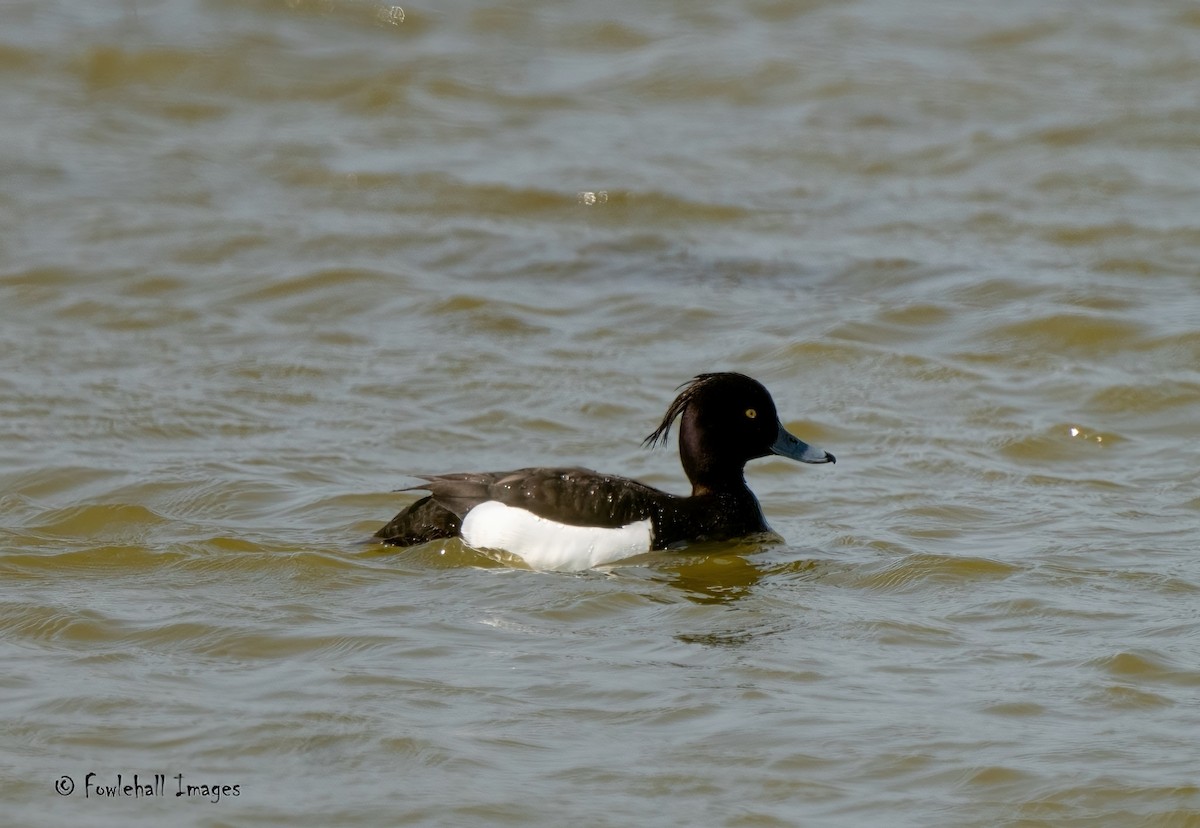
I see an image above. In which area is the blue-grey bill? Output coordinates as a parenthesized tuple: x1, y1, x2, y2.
(771, 422, 836, 464)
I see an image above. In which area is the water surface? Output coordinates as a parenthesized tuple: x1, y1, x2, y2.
(2, 0, 1199, 825)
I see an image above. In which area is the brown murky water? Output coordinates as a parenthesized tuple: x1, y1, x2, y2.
(3, 0, 1199, 825)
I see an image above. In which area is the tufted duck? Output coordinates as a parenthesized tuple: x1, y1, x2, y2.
(375, 372, 834, 570)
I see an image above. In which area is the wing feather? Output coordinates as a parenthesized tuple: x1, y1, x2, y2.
(412, 467, 668, 529)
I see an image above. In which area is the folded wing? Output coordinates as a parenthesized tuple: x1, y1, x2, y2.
(410, 467, 664, 529)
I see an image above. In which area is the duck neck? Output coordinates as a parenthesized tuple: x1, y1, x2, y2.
(690, 480, 747, 498)
(685, 459, 750, 497)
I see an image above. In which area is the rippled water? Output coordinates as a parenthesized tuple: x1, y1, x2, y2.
(3, 0, 1200, 825)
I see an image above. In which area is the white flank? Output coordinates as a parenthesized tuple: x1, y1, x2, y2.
(460, 501, 653, 571)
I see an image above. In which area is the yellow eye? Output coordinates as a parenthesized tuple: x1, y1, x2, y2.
(745, 408, 757, 419)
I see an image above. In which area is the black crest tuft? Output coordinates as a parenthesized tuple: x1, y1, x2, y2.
(642, 373, 753, 449)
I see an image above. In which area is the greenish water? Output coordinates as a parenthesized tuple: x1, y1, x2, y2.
(2, 1, 1199, 825)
